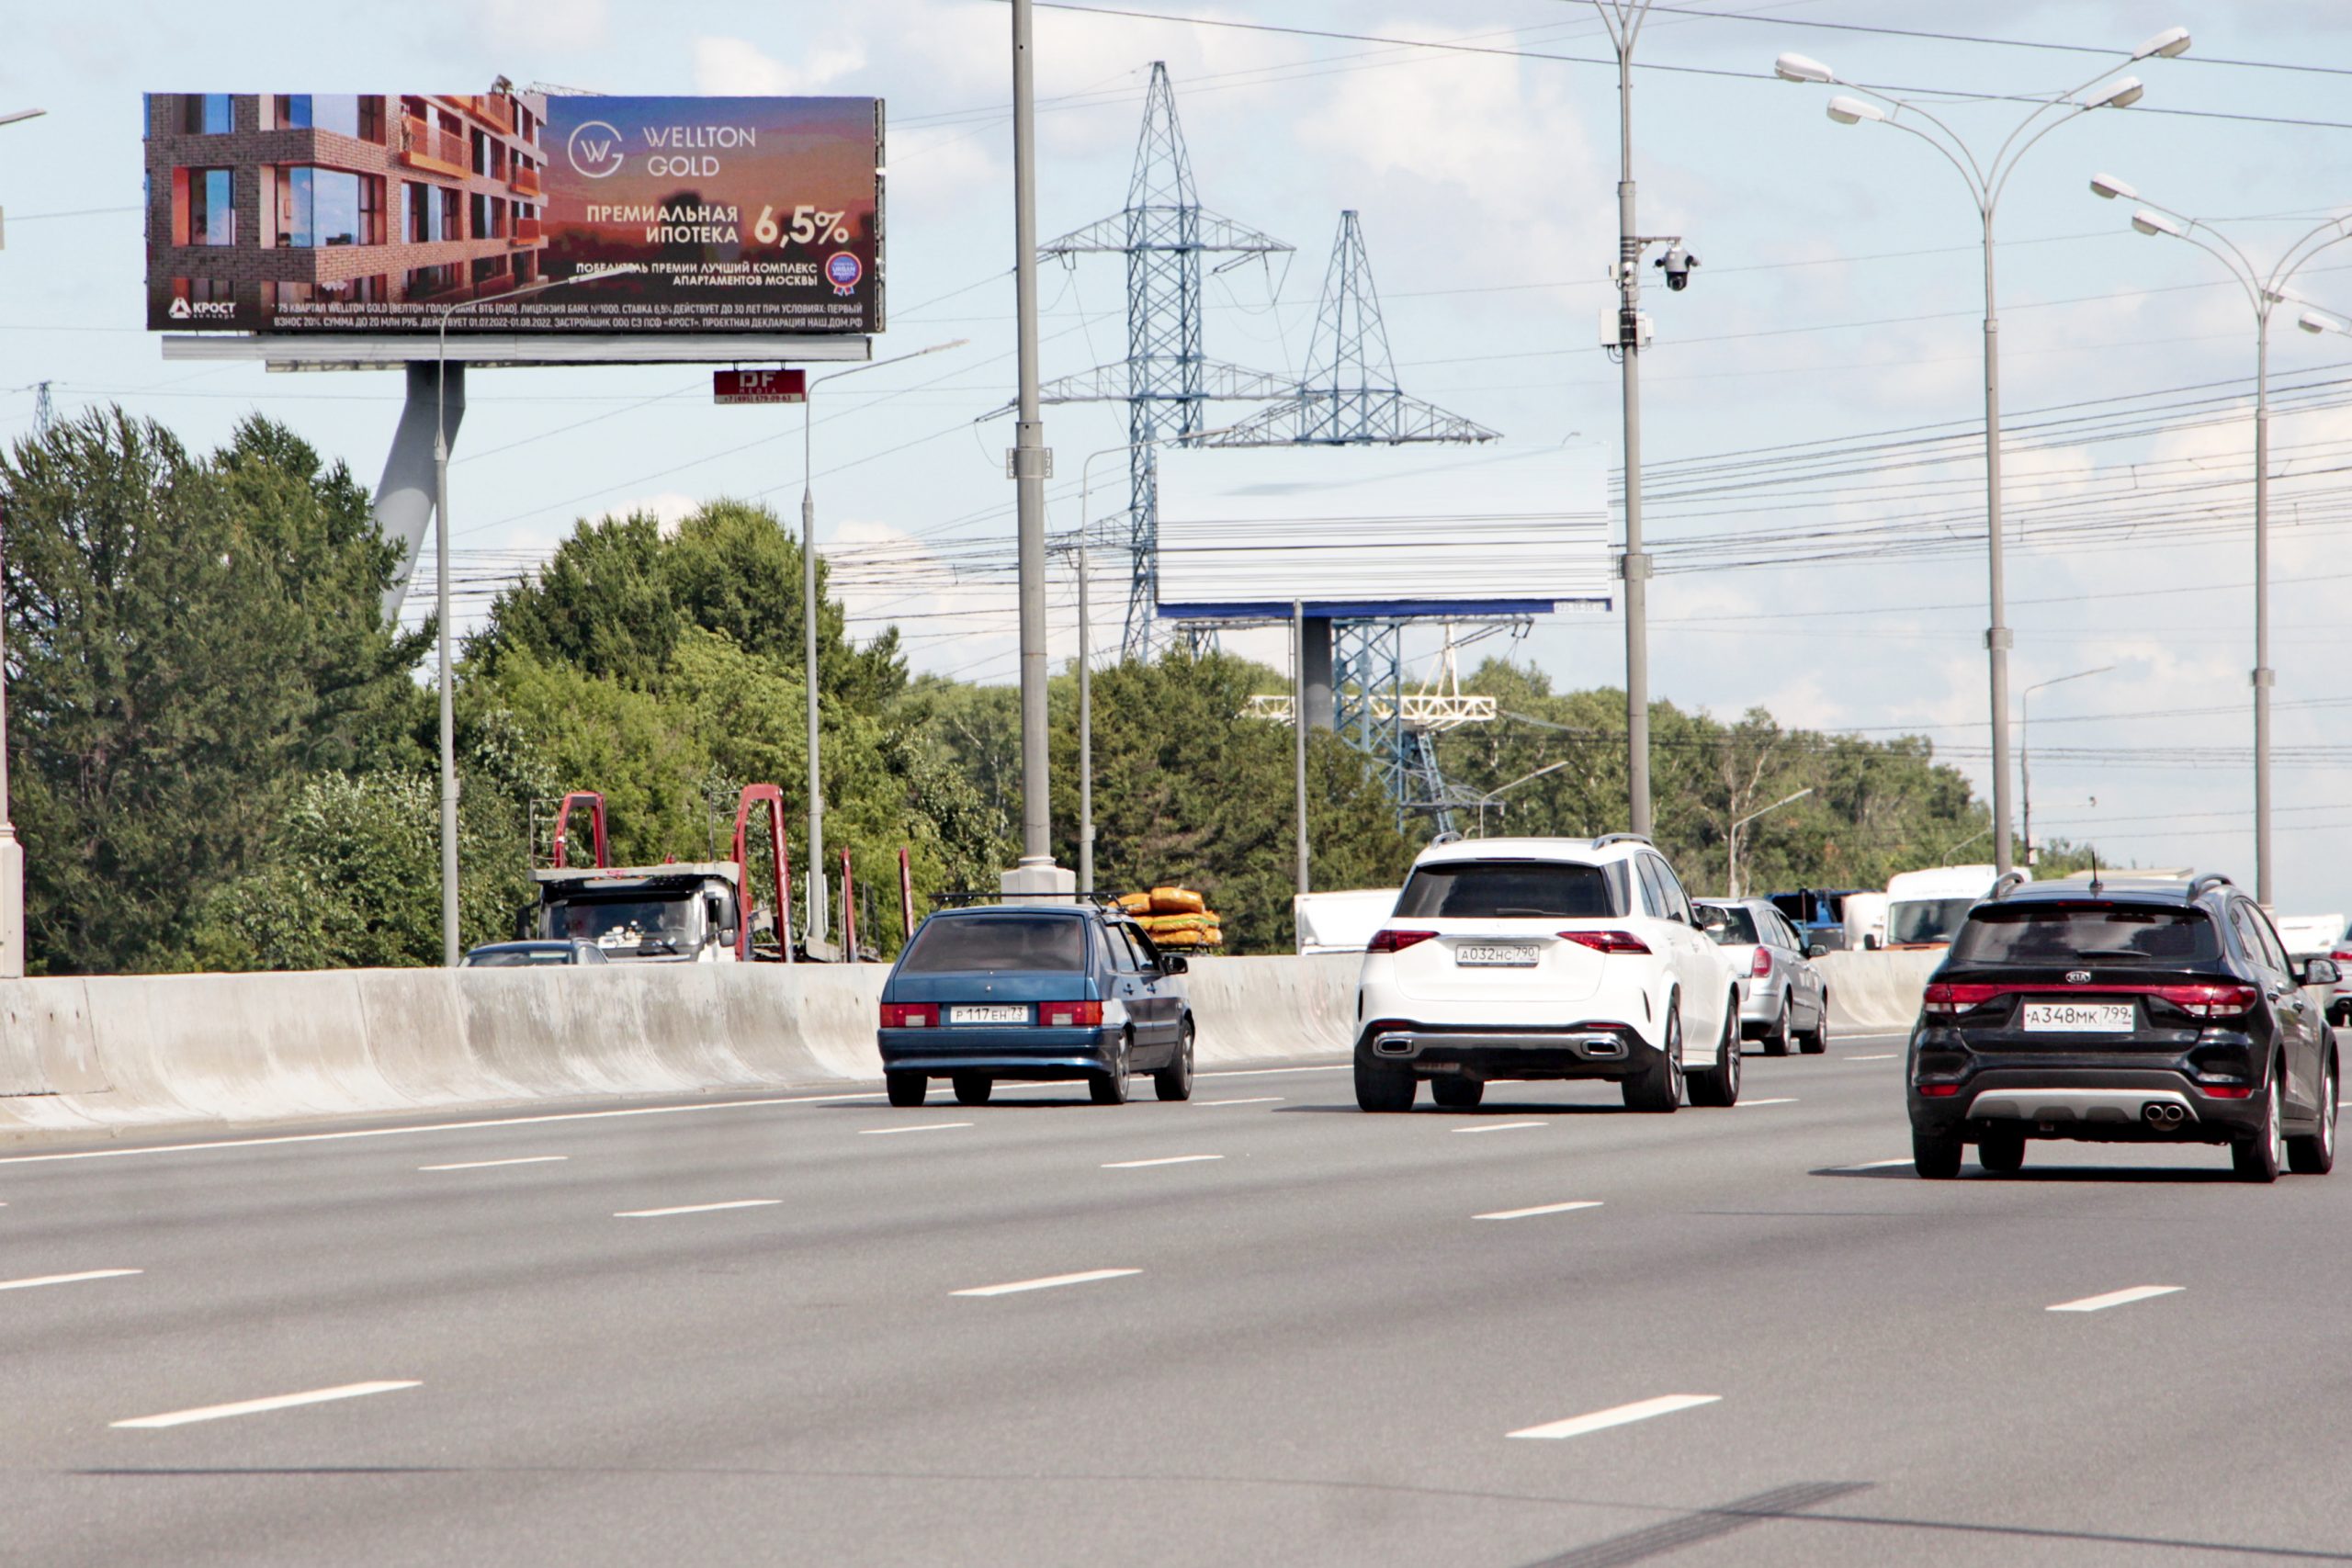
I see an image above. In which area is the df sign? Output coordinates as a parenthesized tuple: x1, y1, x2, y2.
(714, 368, 808, 404)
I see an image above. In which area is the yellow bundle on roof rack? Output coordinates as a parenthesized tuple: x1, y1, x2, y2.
(1153, 927, 1222, 948)
(1116, 891, 1152, 914)
(1148, 886, 1206, 916)
(1140, 912, 1219, 936)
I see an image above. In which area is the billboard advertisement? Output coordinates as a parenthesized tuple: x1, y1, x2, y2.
(1153, 447, 1613, 619)
(143, 90, 882, 335)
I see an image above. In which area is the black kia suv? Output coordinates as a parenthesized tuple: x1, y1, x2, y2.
(1907, 873, 2341, 1182)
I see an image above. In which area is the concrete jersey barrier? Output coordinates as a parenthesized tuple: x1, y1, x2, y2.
(1816, 948, 1940, 1035)
(0, 953, 1364, 1144)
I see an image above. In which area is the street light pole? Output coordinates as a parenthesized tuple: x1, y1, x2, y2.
(798, 339, 965, 953)
(433, 265, 641, 965)
(1595, 0, 1656, 839)
(1775, 27, 2188, 881)
(1009, 0, 1056, 881)
(0, 107, 50, 976)
(2088, 178, 2352, 906)
(1726, 786, 1812, 900)
(2018, 663, 2113, 867)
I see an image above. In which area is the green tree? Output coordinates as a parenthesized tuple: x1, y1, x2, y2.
(0, 410, 427, 973)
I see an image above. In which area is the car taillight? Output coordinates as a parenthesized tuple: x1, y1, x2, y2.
(1367, 929, 1438, 953)
(879, 1002, 935, 1028)
(1920, 982, 1998, 1016)
(1561, 931, 1652, 955)
(2333, 949, 2352, 965)
(1041, 1001, 1103, 1028)
(1750, 947, 1772, 978)
(2152, 984, 2260, 1019)
(1916, 1083, 1961, 1098)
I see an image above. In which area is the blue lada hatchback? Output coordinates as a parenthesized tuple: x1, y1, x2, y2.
(876, 902, 1195, 1107)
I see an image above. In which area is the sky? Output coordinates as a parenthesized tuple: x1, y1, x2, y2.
(3, 1, 2351, 919)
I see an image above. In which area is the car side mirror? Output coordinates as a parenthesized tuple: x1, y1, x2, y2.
(1863, 934, 1882, 952)
(1161, 954, 1188, 976)
(514, 903, 536, 941)
(1806, 942, 1828, 959)
(720, 926, 739, 948)
(2305, 957, 2341, 987)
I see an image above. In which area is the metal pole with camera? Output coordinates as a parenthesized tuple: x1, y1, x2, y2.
(2087, 175, 2352, 908)
(1774, 26, 2188, 880)
(1592, 1, 1697, 840)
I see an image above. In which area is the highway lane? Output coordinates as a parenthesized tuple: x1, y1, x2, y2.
(5, 1036, 2351, 1566)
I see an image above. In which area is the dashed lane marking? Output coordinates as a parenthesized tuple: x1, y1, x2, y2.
(1102, 1154, 1223, 1168)
(1509, 1393, 1722, 1440)
(1832, 1157, 1916, 1171)
(418, 1156, 569, 1171)
(2049, 1284, 2184, 1314)
(1475, 1201, 1602, 1221)
(0, 1269, 141, 1292)
(112, 1381, 419, 1430)
(1453, 1122, 1549, 1134)
(1737, 1098, 1799, 1107)
(953, 1269, 1140, 1298)
(613, 1200, 783, 1219)
(1846, 1054, 1897, 1061)
(857, 1122, 973, 1136)
(1199, 1097, 1283, 1106)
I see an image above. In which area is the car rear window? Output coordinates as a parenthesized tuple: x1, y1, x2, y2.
(899, 913, 1087, 972)
(1704, 907, 1759, 945)
(1949, 906, 2221, 967)
(1394, 861, 1619, 920)
(466, 948, 572, 967)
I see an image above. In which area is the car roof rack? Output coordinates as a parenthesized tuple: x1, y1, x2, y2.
(928, 890, 1124, 908)
(2186, 872, 2233, 900)
(1589, 832, 1654, 850)
(1988, 871, 2030, 900)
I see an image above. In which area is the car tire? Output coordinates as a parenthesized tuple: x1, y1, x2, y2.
(886, 1072, 927, 1108)
(2287, 1059, 2336, 1176)
(1090, 1032, 1133, 1105)
(1431, 1076, 1484, 1110)
(1689, 996, 1742, 1107)
(1354, 1052, 1418, 1112)
(1977, 1127, 2026, 1174)
(2232, 1070, 2285, 1183)
(1798, 994, 1829, 1055)
(952, 1072, 992, 1106)
(1153, 1020, 1195, 1102)
(1761, 998, 1792, 1057)
(1913, 1128, 1962, 1179)
(1623, 1000, 1684, 1113)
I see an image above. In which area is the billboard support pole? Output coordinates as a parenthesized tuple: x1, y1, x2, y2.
(1293, 600, 1309, 903)
(1010, 0, 1057, 881)
(377, 362, 462, 623)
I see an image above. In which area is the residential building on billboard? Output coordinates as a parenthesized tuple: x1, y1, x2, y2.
(143, 88, 550, 329)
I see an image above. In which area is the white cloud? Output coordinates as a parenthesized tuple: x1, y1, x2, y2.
(482, 0, 606, 52)
(693, 36, 868, 97)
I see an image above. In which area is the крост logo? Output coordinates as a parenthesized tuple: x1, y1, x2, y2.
(567, 119, 627, 179)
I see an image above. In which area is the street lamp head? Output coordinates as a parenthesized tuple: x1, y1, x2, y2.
(2131, 208, 2184, 238)
(1826, 96, 1884, 126)
(2088, 172, 2137, 202)
(1774, 51, 1836, 85)
(2132, 26, 2192, 60)
(2300, 309, 2350, 336)
(2085, 75, 2145, 110)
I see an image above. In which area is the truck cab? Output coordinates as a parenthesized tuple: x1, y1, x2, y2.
(1883, 864, 2025, 951)
(527, 864, 743, 963)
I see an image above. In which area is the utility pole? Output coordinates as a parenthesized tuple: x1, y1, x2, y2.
(1293, 600, 1309, 902)
(1004, 0, 1065, 898)
(1597, 1, 1656, 838)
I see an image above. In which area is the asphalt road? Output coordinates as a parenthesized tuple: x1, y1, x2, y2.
(6, 1033, 2351, 1567)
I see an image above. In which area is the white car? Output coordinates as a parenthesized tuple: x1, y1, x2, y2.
(1352, 835, 1744, 1112)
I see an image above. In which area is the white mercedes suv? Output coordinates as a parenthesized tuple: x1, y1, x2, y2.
(1352, 835, 1742, 1111)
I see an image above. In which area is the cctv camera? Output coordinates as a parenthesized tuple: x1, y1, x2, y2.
(1655, 245, 1699, 291)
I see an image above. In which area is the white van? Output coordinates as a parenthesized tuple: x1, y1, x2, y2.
(1881, 864, 2025, 950)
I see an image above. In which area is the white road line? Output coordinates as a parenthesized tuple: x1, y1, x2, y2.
(0, 1269, 142, 1292)
(613, 1200, 782, 1219)
(1194, 1065, 1351, 1078)
(1102, 1155, 1223, 1168)
(1453, 1122, 1548, 1134)
(1199, 1096, 1283, 1106)
(1475, 1201, 1602, 1221)
(857, 1122, 973, 1136)
(112, 1381, 420, 1430)
(1846, 1054, 1897, 1061)
(418, 1156, 569, 1171)
(953, 1268, 1140, 1298)
(1508, 1393, 1721, 1440)
(0, 1090, 889, 1166)
(1833, 1157, 1916, 1171)
(1738, 1098, 1799, 1108)
(2048, 1284, 2184, 1314)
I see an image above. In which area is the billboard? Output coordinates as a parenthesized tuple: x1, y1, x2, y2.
(144, 90, 881, 335)
(1153, 446, 1613, 619)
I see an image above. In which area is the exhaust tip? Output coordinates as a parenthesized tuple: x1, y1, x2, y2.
(2143, 1101, 2186, 1126)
